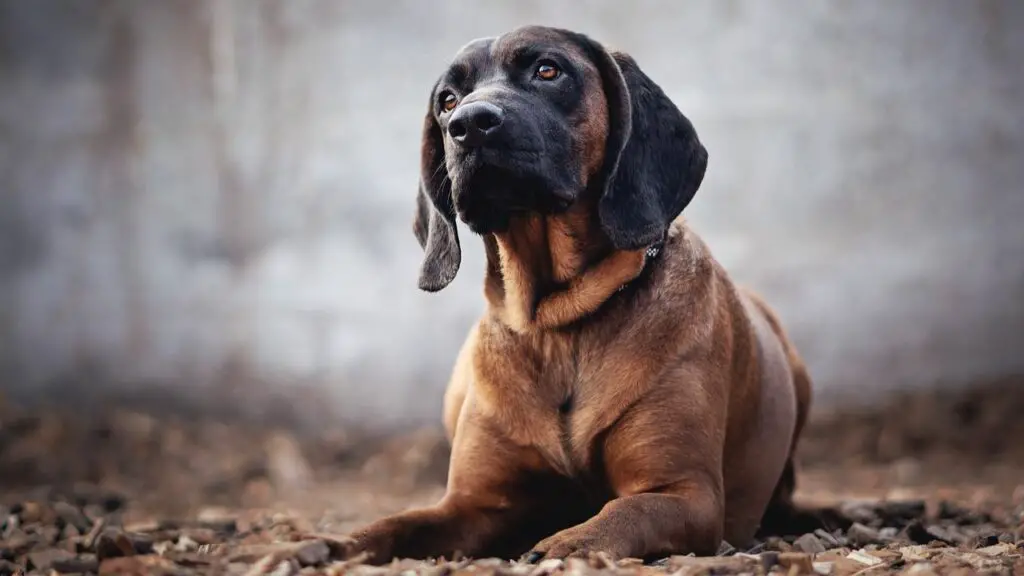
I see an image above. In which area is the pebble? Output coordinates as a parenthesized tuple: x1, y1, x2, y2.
(838, 501, 877, 525)
(294, 540, 331, 567)
(26, 549, 77, 572)
(847, 522, 883, 547)
(52, 502, 94, 533)
(814, 529, 841, 548)
(94, 529, 149, 559)
(763, 536, 792, 552)
(51, 553, 100, 574)
(794, 533, 827, 555)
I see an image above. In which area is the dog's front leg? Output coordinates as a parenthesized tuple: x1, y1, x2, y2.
(525, 481, 723, 561)
(346, 495, 515, 564)
(527, 396, 727, 561)
(345, 412, 548, 564)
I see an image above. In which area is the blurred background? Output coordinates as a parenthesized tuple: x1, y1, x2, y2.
(1, 0, 1023, 526)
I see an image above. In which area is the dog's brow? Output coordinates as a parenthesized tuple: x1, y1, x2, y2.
(506, 44, 547, 67)
(443, 63, 470, 87)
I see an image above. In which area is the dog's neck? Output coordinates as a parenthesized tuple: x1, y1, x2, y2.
(482, 201, 652, 333)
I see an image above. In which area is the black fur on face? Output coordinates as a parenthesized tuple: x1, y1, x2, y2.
(413, 25, 708, 292)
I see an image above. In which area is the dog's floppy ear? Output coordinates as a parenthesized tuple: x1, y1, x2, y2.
(583, 43, 709, 250)
(412, 88, 461, 292)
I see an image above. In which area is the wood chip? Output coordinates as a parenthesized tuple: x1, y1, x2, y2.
(846, 550, 883, 566)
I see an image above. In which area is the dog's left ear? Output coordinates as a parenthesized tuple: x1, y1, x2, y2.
(582, 41, 709, 250)
(412, 85, 462, 292)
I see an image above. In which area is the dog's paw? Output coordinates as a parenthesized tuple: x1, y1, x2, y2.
(525, 525, 623, 561)
(344, 526, 398, 566)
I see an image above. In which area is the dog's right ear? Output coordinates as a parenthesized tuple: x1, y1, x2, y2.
(575, 37, 709, 251)
(412, 87, 461, 292)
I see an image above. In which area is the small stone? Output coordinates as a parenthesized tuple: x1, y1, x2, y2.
(297, 532, 354, 559)
(838, 501, 878, 525)
(228, 540, 331, 567)
(63, 523, 82, 542)
(53, 502, 94, 533)
(27, 549, 77, 571)
(794, 533, 827, 555)
(0, 532, 36, 559)
(879, 527, 898, 540)
(95, 530, 139, 559)
(904, 520, 963, 545)
(926, 524, 963, 546)
(814, 529, 840, 549)
(715, 540, 736, 556)
(39, 524, 62, 545)
(764, 536, 792, 552)
(294, 540, 330, 567)
(52, 553, 100, 573)
(847, 523, 883, 547)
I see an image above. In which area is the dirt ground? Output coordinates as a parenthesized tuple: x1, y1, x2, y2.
(2, 376, 1023, 575)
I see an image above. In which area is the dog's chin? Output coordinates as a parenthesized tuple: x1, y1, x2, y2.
(451, 158, 575, 235)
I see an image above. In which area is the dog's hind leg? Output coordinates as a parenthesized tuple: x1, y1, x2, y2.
(743, 290, 848, 537)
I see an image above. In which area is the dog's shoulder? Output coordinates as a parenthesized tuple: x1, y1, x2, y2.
(614, 219, 743, 349)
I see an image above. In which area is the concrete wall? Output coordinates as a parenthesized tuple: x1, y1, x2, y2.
(1, 0, 1022, 430)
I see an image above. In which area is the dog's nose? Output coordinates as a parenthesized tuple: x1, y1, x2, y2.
(448, 101, 504, 147)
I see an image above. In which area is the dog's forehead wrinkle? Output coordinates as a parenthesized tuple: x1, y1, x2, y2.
(446, 37, 496, 85)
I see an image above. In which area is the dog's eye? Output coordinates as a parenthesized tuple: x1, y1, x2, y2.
(441, 92, 458, 112)
(535, 61, 560, 81)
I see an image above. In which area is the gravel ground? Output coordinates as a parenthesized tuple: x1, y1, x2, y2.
(2, 377, 1023, 575)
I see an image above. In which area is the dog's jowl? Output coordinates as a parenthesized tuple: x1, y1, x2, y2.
(347, 25, 818, 563)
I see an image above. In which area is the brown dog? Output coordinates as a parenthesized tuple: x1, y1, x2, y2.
(346, 25, 816, 563)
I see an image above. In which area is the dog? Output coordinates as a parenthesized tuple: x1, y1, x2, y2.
(345, 25, 817, 563)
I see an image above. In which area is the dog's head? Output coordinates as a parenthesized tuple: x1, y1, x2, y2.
(413, 25, 708, 292)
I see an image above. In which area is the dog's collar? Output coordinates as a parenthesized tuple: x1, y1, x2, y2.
(617, 239, 664, 293)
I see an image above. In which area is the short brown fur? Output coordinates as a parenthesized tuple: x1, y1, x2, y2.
(347, 26, 819, 564)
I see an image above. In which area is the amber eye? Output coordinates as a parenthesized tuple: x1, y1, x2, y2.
(535, 61, 560, 81)
(442, 92, 458, 112)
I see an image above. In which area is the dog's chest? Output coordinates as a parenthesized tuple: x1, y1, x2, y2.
(478, 333, 617, 479)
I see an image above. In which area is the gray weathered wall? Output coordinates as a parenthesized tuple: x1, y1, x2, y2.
(1, 0, 1022, 430)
